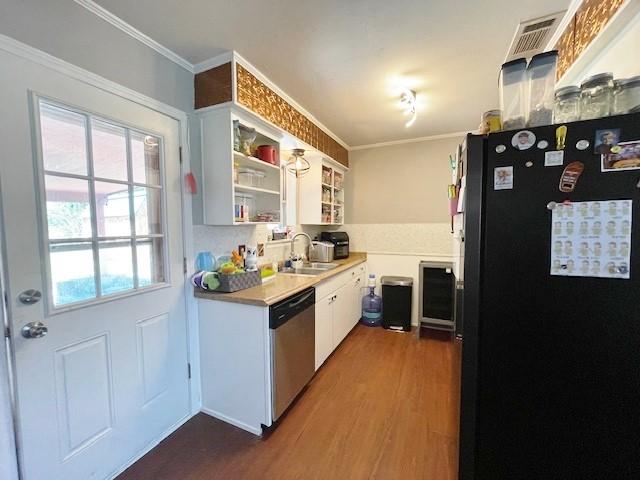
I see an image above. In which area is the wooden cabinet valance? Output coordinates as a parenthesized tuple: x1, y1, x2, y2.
(195, 57, 348, 167)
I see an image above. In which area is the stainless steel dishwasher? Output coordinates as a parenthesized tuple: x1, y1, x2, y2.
(269, 287, 315, 421)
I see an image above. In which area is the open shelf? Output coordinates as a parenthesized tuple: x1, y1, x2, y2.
(234, 184, 280, 195)
(233, 220, 281, 225)
(233, 151, 280, 170)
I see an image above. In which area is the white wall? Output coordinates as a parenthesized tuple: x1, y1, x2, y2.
(0, 237, 17, 480)
(0, 335, 18, 480)
(346, 136, 460, 224)
(0, 0, 194, 112)
(193, 224, 308, 268)
(305, 136, 463, 326)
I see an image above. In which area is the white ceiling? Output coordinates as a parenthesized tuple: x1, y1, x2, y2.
(93, 0, 569, 147)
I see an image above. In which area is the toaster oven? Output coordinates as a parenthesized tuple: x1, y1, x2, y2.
(320, 232, 349, 259)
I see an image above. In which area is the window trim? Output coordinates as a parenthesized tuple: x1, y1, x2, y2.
(32, 95, 171, 314)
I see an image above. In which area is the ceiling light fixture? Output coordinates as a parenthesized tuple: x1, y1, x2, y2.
(400, 89, 417, 128)
(286, 148, 311, 178)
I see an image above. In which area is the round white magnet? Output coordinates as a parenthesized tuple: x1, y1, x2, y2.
(537, 140, 549, 149)
(525, 160, 534, 168)
(547, 201, 557, 210)
(495, 144, 506, 153)
(512, 131, 536, 150)
(576, 140, 590, 151)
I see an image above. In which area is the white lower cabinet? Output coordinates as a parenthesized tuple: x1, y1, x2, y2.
(315, 293, 334, 370)
(314, 263, 366, 370)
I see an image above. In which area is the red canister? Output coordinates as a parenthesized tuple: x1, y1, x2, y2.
(256, 145, 278, 165)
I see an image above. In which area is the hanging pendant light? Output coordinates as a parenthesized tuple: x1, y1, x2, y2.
(286, 148, 311, 178)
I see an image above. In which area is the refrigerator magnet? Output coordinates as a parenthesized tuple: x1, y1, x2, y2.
(545, 150, 564, 167)
(556, 125, 567, 150)
(537, 140, 549, 149)
(601, 140, 640, 171)
(576, 139, 590, 151)
(495, 144, 506, 153)
(594, 129, 620, 155)
(559, 161, 584, 193)
(525, 160, 534, 168)
(512, 131, 536, 150)
(494, 166, 514, 190)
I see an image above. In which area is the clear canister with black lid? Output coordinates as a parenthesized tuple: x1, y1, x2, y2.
(554, 86, 581, 123)
(580, 72, 613, 120)
(613, 76, 640, 115)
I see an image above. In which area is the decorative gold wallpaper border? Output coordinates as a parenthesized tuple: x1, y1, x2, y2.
(236, 64, 349, 167)
(556, 0, 626, 79)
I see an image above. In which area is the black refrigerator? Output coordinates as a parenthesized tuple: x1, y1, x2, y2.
(459, 113, 640, 479)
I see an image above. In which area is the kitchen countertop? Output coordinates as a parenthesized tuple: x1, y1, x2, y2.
(194, 252, 367, 307)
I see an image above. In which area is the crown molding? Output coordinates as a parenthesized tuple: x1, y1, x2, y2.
(350, 131, 469, 151)
(71, 1, 353, 150)
(0, 33, 187, 121)
(231, 51, 351, 151)
(70, 0, 473, 153)
(192, 51, 235, 74)
(73, 0, 194, 72)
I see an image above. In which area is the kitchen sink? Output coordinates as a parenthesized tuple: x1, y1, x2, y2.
(281, 263, 339, 276)
(308, 263, 339, 270)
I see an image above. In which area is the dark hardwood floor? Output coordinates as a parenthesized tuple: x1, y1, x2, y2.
(117, 325, 462, 480)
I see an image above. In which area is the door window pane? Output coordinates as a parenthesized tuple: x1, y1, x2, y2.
(45, 175, 92, 240)
(92, 120, 128, 181)
(98, 240, 134, 295)
(50, 243, 96, 306)
(38, 100, 167, 309)
(134, 187, 162, 235)
(94, 181, 131, 237)
(137, 238, 165, 287)
(40, 103, 88, 175)
(131, 132, 160, 185)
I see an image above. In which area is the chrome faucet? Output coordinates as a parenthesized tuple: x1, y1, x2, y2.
(290, 233, 314, 260)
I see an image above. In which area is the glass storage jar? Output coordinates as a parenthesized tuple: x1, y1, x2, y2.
(234, 193, 254, 222)
(613, 76, 640, 115)
(481, 110, 502, 133)
(554, 86, 581, 123)
(236, 168, 266, 188)
(580, 72, 613, 120)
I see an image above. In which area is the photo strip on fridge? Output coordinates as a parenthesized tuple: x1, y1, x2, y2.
(550, 200, 632, 279)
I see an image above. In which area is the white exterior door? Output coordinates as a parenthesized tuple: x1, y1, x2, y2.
(0, 50, 190, 479)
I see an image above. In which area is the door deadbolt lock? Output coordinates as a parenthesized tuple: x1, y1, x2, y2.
(21, 322, 48, 339)
(18, 289, 42, 305)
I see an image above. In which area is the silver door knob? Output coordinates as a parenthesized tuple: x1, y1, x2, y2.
(21, 322, 48, 339)
(18, 289, 42, 305)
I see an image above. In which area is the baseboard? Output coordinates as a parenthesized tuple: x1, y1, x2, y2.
(200, 407, 263, 436)
(107, 412, 195, 479)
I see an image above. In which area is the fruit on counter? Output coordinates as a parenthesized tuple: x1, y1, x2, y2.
(231, 250, 244, 266)
(218, 262, 246, 275)
(219, 262, 237, 274)
(260, 267, 275, 278)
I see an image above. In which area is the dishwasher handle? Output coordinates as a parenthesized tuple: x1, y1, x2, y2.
(287, 290, 314, 309)
(269, 287, 315, 329)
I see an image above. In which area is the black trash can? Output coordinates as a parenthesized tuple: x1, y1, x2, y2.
(381, 276, 413, 331)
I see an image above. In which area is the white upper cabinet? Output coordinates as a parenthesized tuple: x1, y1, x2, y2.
(298, 156, 346, 225)
(197, 106, 283, 225)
